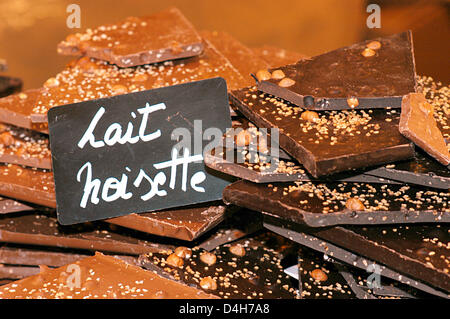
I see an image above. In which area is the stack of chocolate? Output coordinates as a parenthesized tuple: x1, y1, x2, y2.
(0, 7, 448, 300)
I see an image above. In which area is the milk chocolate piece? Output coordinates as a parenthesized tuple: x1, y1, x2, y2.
(230, 87, 414, 177)
(257, 31, 417, 111)
(0, 76, 22, 98)
(58, 7, 204, 67)
(399, 93, 449, 165)
(0, 124, 51, 169)
(0, 198, 33, 215)
(0, 265, 39, 280)
(0, 89, 48, 133)
(0, 252, 217, 299)
(140, 237, 298, 299)
(264, 218, 449, 298)
(222, 180, 449, 227)
(107, 204, 226, 241)
(252, 46, 308, 68)
(200, 31, 270, 85)
(0, 164, 55, 208)
(0, 211, 171, 255)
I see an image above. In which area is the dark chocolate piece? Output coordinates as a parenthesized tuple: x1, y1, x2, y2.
(230, 86, 414, 177)
(107, 204, 226, 242)
(263, 219, 449, 298)
(0, 211, 172, 255)
(257, 31, 417, 111)
(140, 237, 298, 299)
(0, 252, 218, 299)
(0, 76, 22, 98)
(399, 93, 449, 165)
(222, 180, 449, 227)
(0, 123, 51, 169)
(251, 46, 308, 68)
(57, 7, 204, 67)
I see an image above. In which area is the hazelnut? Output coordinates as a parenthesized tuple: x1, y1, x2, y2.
(255, 69, 271, 82)
(347, 97, 359, 109)
(111, 84, 128, 95)
(43, 77, 60, 88)
(229, 244, 246, 257)
(345, 197, 366, 211)
(18, 92, 28, 100)
(199, 277, 217, 290)
(166, 253, 184, 268)
(271, 69, 285, 80)
(0, 131, 14, 147)
(131, 73, 149, 82)
(278, 78, 296, 87)
(361, 48, 376, 57)
(300, 111, 320, 123)
(174, 246, 192, 259)
(310, 269, 328, 282)
(235, 130, 252, 147)
(199, 252, 217, 266)
(366, 41, 381, 50)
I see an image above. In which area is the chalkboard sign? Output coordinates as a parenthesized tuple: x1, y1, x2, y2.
(48, 78, 231, 225)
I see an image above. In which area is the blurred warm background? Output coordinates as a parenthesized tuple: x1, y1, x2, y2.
(0, 0, 448, 89)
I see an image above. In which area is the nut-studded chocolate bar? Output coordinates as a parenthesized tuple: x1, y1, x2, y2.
(256, 31, 417, 111)
(0, 76, 22, 98)
(57, 7, 204, 67)
(0, 252, 217, 299)
(223, 180, 449, 227)
(230, 86, 414, 177)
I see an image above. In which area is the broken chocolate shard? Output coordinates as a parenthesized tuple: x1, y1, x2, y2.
(0, 76, 22, 98)
(0, 123, 51, 169)
(230, 86, 415, 177)
(57, 7, 204, 67)
(0, 265, 40, 280)
(222, 180, 449, 227)
(263, 218, 449, 298)
(257, 31, 417, 111)
(0, 197, 33, 215)
(399, 93, 450, 166)
(0, 252, 217, 299)
(107, 203, 227, 242)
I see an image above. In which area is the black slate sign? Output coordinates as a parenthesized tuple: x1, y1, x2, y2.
(48, 78, 231, 225)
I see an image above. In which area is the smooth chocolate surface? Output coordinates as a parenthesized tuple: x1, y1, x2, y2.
(230, 86, 415, 177)
(0, 123, 51, 169)
(399, 93, 449, 165)
(0, 76, 22, 98)
(257, 31, 417, 110)
(107, 204, 227, 242)
(0, 252, 217, 299)
(0, 265, 39, 280)
(57, 7, 204, 67)
(0, 198, 33, 215)
(252, 45, 308, 68)
(223, 180, 449, 227)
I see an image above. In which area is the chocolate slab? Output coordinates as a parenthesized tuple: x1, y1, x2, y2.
(222, 180, 449, 227)
(32, 38, 248, 123)
(0, 198, 33, 215)
(0, 123, 51, 169)
(0, 265, 39, 280)
(0, 252, 217, 299)
(0, 89, 48, 133)
(140, 236, 298, 299)
(230, 86, 415, 177)
(107, 203, 227, 242)
(0, 211, 172, 255)
(257, 31, 417, 111)
(0, 76, 22, 98)
(251, 46, 308, 68)
(399, 93, 449, 165)
(200, 30, 270, 85)
(263, 219, 449, 298)
(0, 164, 55, 208)
(57, 7, 204, 67)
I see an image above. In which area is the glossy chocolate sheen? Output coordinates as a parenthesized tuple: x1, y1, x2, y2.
(0, 211, 172, 255)
(0, 123, 51, 169)
(257, 31, 417, 111)
(251, 45, 309, 68)
(0, 252, 218, 299)
(223, 180, 450, 227)
(107, 204, 226, 241)
(57, 7, 204, 67)
(0, 76, 22, 98)
(0, 89, 48, 133)
(230, 86, 415, 177)
(264, 219, 449, 298)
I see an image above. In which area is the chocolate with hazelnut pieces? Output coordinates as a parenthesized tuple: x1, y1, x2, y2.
(57, 7, 204, 67)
